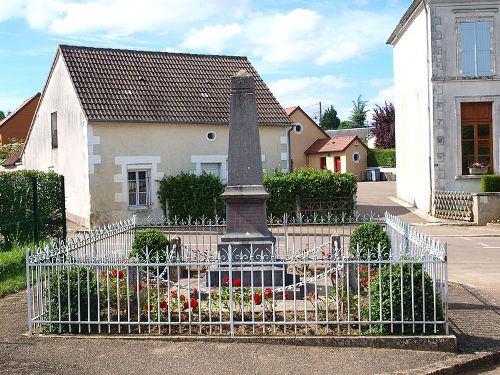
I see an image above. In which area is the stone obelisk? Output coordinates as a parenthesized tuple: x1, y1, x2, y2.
(218, 70, 275, 261)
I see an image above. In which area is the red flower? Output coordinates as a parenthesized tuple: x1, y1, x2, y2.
(133, 283, 143, 292)
(264, 288, 272, 299)
(159, 300, 168, 310)
(253, 293, 262, 305)
(109, 269, 124, 279)
(307, 292, 317, 300)
(191, 288, 198, 295)
(179, 294, 186, 301)
(223, 276, 230, 284)
(181, 314, 189, 321)
(284, 291, 290, 300)
(233, 279, 242, 287)
(117, 270, 124, 279)
(145, 304, 154, 312)
(183, 301, 189, 310)
(359, 265, 368, 273)
(171, 290, 177, 297)
(190, 299, 198, 309)
(361, 277, 369, 287)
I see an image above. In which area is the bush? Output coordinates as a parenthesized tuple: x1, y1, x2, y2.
(264, 168, 357, 217)
(367, 263, 444, 334)
(0, 246, 26, 297)
(481, 175, 500, 192)
(0, 170, 64, 247)
(157, 172, 225, 221)
(46, 266, 98, 333)
(130, 229, 170, 263)
(349, 222, 391, 260)
(368, 148, 396, 167)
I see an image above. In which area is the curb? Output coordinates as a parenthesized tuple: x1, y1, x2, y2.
(33, 333, 457, 353)
(405, 346, 500, 374)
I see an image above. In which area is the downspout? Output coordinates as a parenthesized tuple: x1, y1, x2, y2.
(287, 126, 294, 172)
(424, 0, 434, 214)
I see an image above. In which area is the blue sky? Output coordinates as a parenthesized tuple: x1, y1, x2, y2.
(0, 0, 411, 122)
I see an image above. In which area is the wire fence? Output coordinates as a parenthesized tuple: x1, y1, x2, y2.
(26, 212, 447, 336)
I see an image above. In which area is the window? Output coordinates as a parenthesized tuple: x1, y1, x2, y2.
(128, 170, 150, 207)
(461, 102, 493, 174)
(200, 162, 221, 177)
(352, 152, 361, 163)
(51, 112, 58, 149)
(320, 157, 327, 169)
(206, 131, 216, 141)
(459, 20, 492, 77)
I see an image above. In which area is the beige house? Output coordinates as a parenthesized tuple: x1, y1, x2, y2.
(284, 106, 329, 170)
(22, 45, 292, 227)
(305, 135, 368, 181)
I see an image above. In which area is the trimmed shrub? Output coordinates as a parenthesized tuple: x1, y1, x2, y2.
(481, 175, 500, 192)
(157, 172, 225, 221)
(349, 222, 391, 260)
(264, 168, 357, 217)
(367, 263, 444, 334)
(130, 228, 170, 263)
(368, 148, 396, 167)
(46, 266, 98, 333)
(0, 170, 64, 247)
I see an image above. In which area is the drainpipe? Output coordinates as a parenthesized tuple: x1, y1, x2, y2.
(424, 0, 434, 214)
(287, 126, 294, 172)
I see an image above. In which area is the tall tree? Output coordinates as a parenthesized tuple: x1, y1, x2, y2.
(0, 111, 5, 121)
(320, 105, 341, 130)
(349, 95, 369, 128)
(337, 120, 354, 129)
(371, 101, 395, 148)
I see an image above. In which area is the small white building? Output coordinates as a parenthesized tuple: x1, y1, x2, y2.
(22, 45, 292, 227)
(388, 0, 500, 213)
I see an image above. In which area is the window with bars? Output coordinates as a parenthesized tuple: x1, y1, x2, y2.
(128, 170, 151, 207)
(461, 102, 493, 175)
(459, 20, 493, 77)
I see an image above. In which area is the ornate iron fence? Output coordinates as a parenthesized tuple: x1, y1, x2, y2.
(26, 213, 448, 336)
(433, 190, 473, 222)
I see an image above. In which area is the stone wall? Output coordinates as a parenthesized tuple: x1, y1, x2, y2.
(472, 193, 500, 225)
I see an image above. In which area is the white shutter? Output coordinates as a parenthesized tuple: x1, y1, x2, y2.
(476, 21, 492, 76)
(460, 22, 476, 76)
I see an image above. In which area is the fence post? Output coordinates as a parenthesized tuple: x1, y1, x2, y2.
(60, 175, 67, 243)
(32, 176, 39, 244)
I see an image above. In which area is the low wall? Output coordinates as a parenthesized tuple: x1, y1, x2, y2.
(472, 193, 500, 225)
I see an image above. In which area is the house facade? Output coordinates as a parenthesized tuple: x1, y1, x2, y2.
(22, 45, 291, 227)
(388, 0, 500, 213)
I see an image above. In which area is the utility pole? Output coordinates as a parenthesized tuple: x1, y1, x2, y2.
(318, 101, 322, 127)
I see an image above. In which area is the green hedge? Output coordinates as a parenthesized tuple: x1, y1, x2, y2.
(0, 170, 64, 247)
(481, 175, 500, 192)
(263, 168, 357, 217)
(0, 247, 26, 297)
(158, 172, 225, 221)
(349, 223, 391, 260)
(368, 148, 396, 167)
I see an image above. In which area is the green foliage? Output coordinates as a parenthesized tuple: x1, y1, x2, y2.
(0, 110, 5, 121)
(349, 95, 369, 128)
(0, 142, 23, 163)
(263, 168, 357, 217)
(130, 229, 170, 263)
(338, 120, 354, 129)
(368, 148, 396, 167)
(349, 222, 391, 260)
(0, 246, 26, 297)
(157, 172, 225, 221)
(46, 266, 99, 333)
(481, 175, 500, 192)
(367, 263, 444, 334)
(0, 170, 64, 247)
(320, 105, 341, 130)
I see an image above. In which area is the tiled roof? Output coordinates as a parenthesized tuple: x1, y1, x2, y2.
(284, 106, 299, 116)
(305, 135, 363, 154)
(59, 45, 291, 125)
(2, 148, 22, 167)
(326, 127, 371, 139)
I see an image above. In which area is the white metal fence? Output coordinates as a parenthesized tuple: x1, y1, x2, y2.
(26, 213, 448, 336)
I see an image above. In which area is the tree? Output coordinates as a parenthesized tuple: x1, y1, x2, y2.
(320, 105, 340, 130)
(338, 120, 354, 129)
(0, 111, 5, 121)
(349, 95, 369, 128)
(371, 101, 395, 148)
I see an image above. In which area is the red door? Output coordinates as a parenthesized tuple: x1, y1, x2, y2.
(320, 157, 327, 169)
(334, 157, 341, 173)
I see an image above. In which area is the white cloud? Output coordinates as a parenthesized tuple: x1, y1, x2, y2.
(182, 24, 242, 53)
(368, 85, 394, 106)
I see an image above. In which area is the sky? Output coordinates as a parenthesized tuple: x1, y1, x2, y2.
(0, 0, 411, 123)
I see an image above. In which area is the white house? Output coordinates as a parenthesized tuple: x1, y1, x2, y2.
(388, 0, 500, 213)
(22, 45, 292, 227)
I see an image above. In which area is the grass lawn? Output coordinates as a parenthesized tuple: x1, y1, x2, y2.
(0, 247, 26, 298)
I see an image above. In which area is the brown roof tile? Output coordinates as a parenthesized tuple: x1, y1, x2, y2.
(2, 147, 22, 167)
(59, 45, 291, 125)
(305, 135, 364, 154)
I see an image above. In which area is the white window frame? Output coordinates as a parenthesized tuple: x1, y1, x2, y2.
(127, 169, 151, 208)
(456, 16, 495, 78)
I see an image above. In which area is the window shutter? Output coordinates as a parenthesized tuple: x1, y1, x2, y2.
(476, 21, 492, 76)
(460, 22, 476, 76)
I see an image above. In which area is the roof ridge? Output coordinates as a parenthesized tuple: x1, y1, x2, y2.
(59, 44, 248, 60)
